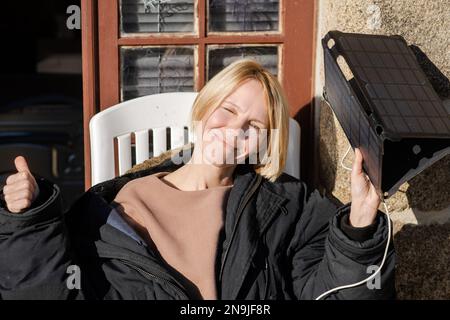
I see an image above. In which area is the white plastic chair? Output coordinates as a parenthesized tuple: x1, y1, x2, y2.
(89, 92, 301, 186)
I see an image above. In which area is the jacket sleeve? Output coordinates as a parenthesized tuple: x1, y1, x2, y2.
(286, 183, 396, 300)
(0, 175, 86, 300)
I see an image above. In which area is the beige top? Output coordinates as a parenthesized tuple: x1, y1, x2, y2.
(112, 171, 233, 299)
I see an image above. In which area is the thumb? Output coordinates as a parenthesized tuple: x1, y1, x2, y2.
(14, 156, 31, 173)
(352, 148, 363, 177)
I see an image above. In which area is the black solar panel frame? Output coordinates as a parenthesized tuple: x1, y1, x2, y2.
(322, 31, 450, 198)
(327, 31, 450, 141)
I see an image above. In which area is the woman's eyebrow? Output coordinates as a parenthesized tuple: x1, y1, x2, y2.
(224, 100, 267, 127)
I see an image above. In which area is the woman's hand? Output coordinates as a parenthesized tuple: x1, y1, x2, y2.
(349, 148, 381, 227)
(3, 156, 40, 214)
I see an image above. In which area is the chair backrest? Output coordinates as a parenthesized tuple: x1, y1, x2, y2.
(89, 92, 300, 186)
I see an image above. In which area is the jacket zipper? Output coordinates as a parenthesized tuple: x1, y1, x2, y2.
(262, 233, 269, 299)
(263, 259, 269, 299)
(219, 175, 263, 285)
(120, 260, 190, 299)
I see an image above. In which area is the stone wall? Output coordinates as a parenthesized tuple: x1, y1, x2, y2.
(315, 0, 450, 299)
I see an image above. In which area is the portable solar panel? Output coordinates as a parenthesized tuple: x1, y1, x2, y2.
(322, 30, 450, 198)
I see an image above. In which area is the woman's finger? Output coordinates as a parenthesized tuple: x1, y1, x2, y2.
(5, 171, 29, 185)
(14, 156, 32, 174)
(7, 199, 32, 213)
(3, 181, 35, 195)
(4, 189, 34, 203)
(369, 180, 381, 199)
(352, 147, 363, 177)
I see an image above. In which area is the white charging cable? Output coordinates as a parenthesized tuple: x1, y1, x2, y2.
(339, 144, 353, 171)
(314, 146, 392, 300)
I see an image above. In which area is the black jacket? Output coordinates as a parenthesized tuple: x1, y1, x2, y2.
(0, 149, 395, 300)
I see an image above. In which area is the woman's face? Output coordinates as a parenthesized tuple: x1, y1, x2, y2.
(198, 79, 269, 167)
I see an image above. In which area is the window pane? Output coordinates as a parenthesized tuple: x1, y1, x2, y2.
(120, 0, 195, 34)
(208, 45, 278, 80)
(209, 0, 279, 32)
(121, 46, 195, 101)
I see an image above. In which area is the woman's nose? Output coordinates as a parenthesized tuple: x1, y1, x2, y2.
(224, 126, 248, 141)
(228, 116, 250, 132)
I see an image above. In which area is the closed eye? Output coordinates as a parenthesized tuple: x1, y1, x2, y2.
(222, 106, 236, 114)
(221, 103, 265, 130)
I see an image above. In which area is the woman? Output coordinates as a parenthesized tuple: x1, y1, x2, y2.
(0, 60, 395, 300)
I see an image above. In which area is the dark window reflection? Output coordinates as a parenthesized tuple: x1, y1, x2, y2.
(208, 46, 278, 80)
(121, 46, 195, 101)
(0, 1, 84, 211)
(209, 0, 279, 32)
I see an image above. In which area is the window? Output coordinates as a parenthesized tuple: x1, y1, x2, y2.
(81, 0, 316, 188)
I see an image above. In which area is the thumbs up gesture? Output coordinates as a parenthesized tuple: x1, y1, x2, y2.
(3, 156, 40, 213)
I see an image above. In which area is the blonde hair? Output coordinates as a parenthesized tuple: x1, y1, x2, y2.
(191, 59, 290, 182)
